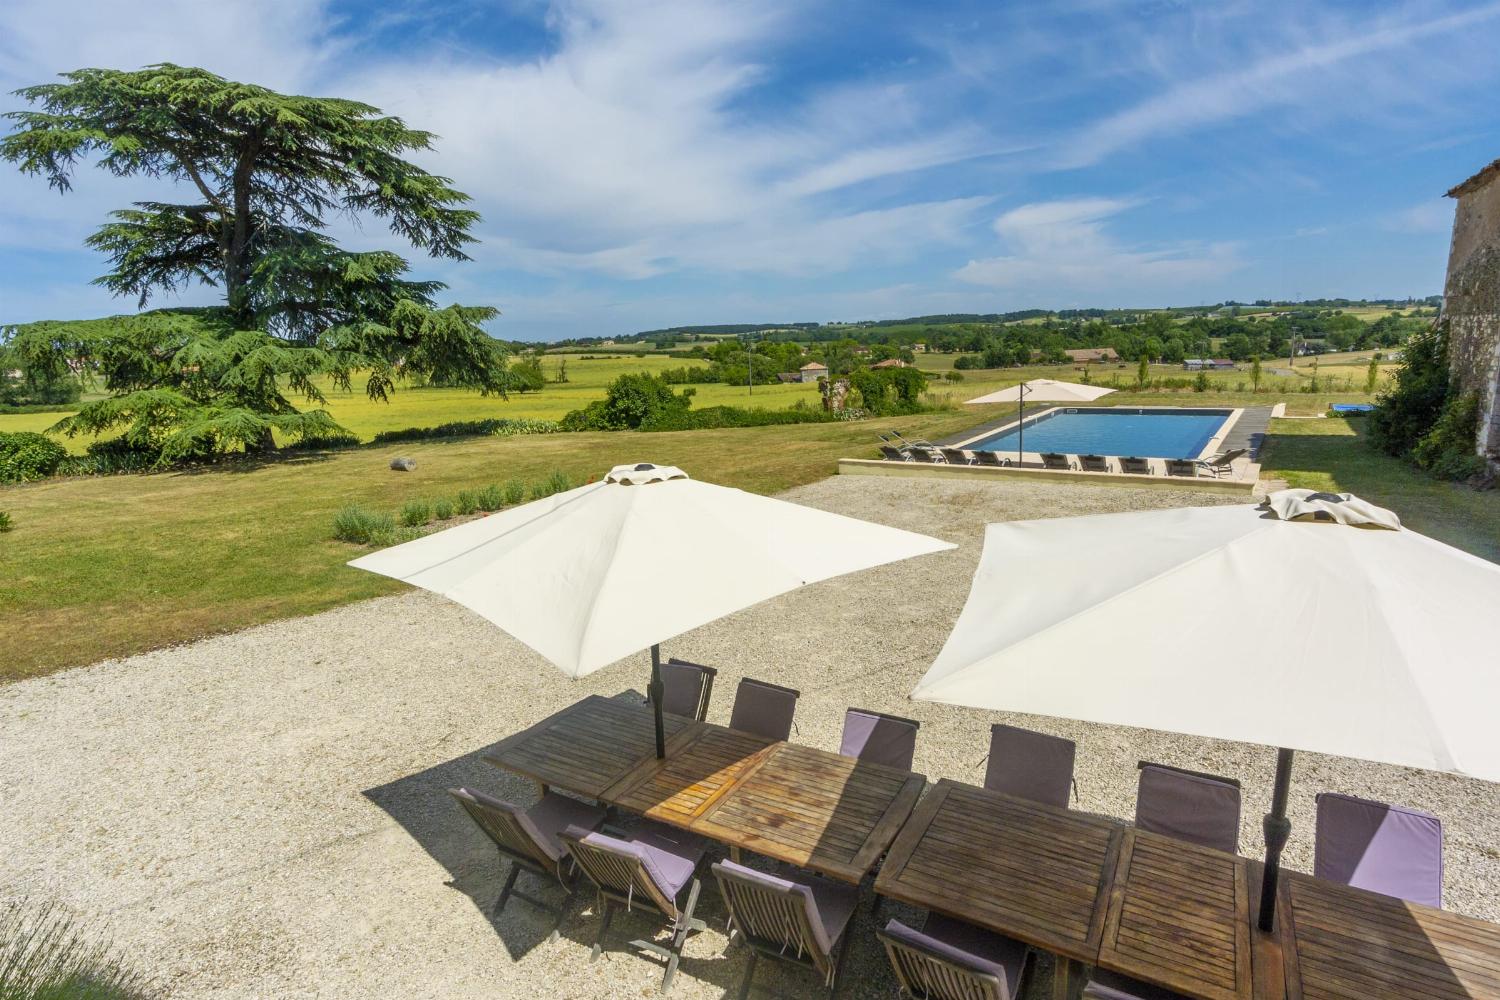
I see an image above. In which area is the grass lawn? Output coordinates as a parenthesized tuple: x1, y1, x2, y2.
(1259, 417, 1499, 562)
(0, 409, 985, 682)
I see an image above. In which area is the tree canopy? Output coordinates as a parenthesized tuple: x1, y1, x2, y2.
(1, 64, 509, 456)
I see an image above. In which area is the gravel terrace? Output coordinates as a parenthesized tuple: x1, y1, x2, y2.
(3, 475, 1497, 999)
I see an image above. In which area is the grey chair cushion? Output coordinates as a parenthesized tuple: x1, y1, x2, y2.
(884, 915, 1027, 999)
(1314, 792, 1443, 908)
(1135, 764, 1241, 855)
(839, 709, 918, 770)
(660, 660, 710, 718)
(577, 822, 707, 901)
(984, 724, 1075, 809)
(523, 792, 608, 861)
(715, 858, 857, 956)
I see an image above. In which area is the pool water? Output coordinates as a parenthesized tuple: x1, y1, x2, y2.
(966, 408, 1231, 459)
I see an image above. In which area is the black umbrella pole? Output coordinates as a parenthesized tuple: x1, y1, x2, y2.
(1257, 747, 1295, 932)
(649, 643, 666, 759)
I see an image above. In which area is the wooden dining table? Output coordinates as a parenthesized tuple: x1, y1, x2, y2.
(484, 694, 926, 885)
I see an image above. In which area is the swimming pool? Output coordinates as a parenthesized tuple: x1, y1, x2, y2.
(961, 407, 1233, 459)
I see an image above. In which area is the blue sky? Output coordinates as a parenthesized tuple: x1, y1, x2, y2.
(2, 0, 1499, 341)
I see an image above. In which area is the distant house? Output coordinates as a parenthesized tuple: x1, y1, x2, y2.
(799, 361, 830, 383)
(912, 342, 928, 353)
(775, 371, 800, 384)
(1064, 347, 1119, 364)
(871, 358, 908, 369)
(1184, 358, 1236, 371)
(852, 346, 872, 357)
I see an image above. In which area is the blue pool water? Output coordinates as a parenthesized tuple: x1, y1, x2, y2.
(966, 408, 1231, 459)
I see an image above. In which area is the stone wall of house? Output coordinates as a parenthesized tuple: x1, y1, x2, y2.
(1443, 169, 1500, 467)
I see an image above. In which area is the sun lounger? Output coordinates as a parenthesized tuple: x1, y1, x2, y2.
(1118, 456, 1151, 475)
(975, 451, 1009, 467)
(1164, 459, 1198, 477)
(1040, 452, 1076, 470)
(940, 447, 976, 465)
(1195, 447, 1247, 478)
(878, 444, 910, 462)
(1078, 454, 1110, 473)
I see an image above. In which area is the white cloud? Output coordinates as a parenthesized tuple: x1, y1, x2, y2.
(955, 198, 1240, 293)
(1057, 2, 1500, 167)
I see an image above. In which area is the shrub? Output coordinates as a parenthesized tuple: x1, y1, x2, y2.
(1371, 325, 1452, 458)
(560, 373, 695, 430)
(0, 431, 68, 483)
(332, 505, 395, 544)
(1192, 371, 1210, 393)
(433, 497, 455, 520)
(370, 418, 560, 445)
(543, 468, 573, 495)
(399, 499, 432, 527)
(942, 370, 964, 382)
(1411, 392, 1488, 480)
(0, 899, 157, 1000)
(0, 511, 11, 532)
(501, 479, 526, 505)
(455, 490, 479, 515)
(476, 484, 506, 511)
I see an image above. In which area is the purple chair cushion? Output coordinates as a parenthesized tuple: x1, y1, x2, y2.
(715, 858, 858, 956)
(884, 916, 1027, 999)
(1135, 764, 1241, 855)
(660, 660, 709, 718)
(1314, 792, 1443, 908)
(839, 709, 918, 770)
(984, 724, 1076, 809)
(576, 822, 708, 901)
(1082, 970, 1190, 1000)
(728, 679, 797, 742)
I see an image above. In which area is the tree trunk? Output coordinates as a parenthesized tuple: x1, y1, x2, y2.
(225, 138, 261, 329)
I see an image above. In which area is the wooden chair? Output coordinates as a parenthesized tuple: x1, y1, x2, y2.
(880, 915, 1029, 1000)
(982, 723, 1075, 809)
(654, 657, 717, 722)
(839, 708, 920, 771)
(1314, 792, 1443, 907)
(712, 859, 858, 999)
(561, 822, 710, 994)
(728, 677, 799, 741)
(1135, 762, 1242, 854)
(447, 787, 605, 935)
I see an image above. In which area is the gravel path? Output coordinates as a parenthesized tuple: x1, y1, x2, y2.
(3, 475, 1496, 999)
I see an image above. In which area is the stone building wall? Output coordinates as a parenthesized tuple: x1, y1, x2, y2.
(1443, 162, 1500, 467)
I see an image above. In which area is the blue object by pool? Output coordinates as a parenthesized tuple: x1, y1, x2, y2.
(1330, 403, 1374, 413)
(965, 408, 1231, 459)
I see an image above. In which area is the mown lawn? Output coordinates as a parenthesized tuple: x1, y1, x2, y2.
(0, 409, 982, 681)
(1258, 417, 1499, 562)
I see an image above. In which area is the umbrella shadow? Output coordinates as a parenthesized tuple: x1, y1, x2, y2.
(360, 689, 657, 961)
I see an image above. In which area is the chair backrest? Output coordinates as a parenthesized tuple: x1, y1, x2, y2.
(1211, 448, 1248, 467)
(839, 708, 920, 771)
(1135, 762, 1242, 854)
(941, 448, 971, 465)
(880, 445, 906, 461)
(560, 828, 680, 918)
(1120, 456, 1150, 474)
(711, 860, 836, 975)
(660, 658, 717, 721)
(729, 677, 799, 741)
(984, 724, 1075, 809)
(1041, 452, 1069, 469)
(976, 451, 1001, 467)
(879, 920, 1009, 1000)
(1166, 459, 1197, 476)
(448, 787, 556, 870)
(1080, 454, 1108, 472)
(1314, 792, 1443, 908)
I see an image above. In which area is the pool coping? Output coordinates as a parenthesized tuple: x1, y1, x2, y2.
(947, 404, 1244, 462)
(837, 457, 1260, 493)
